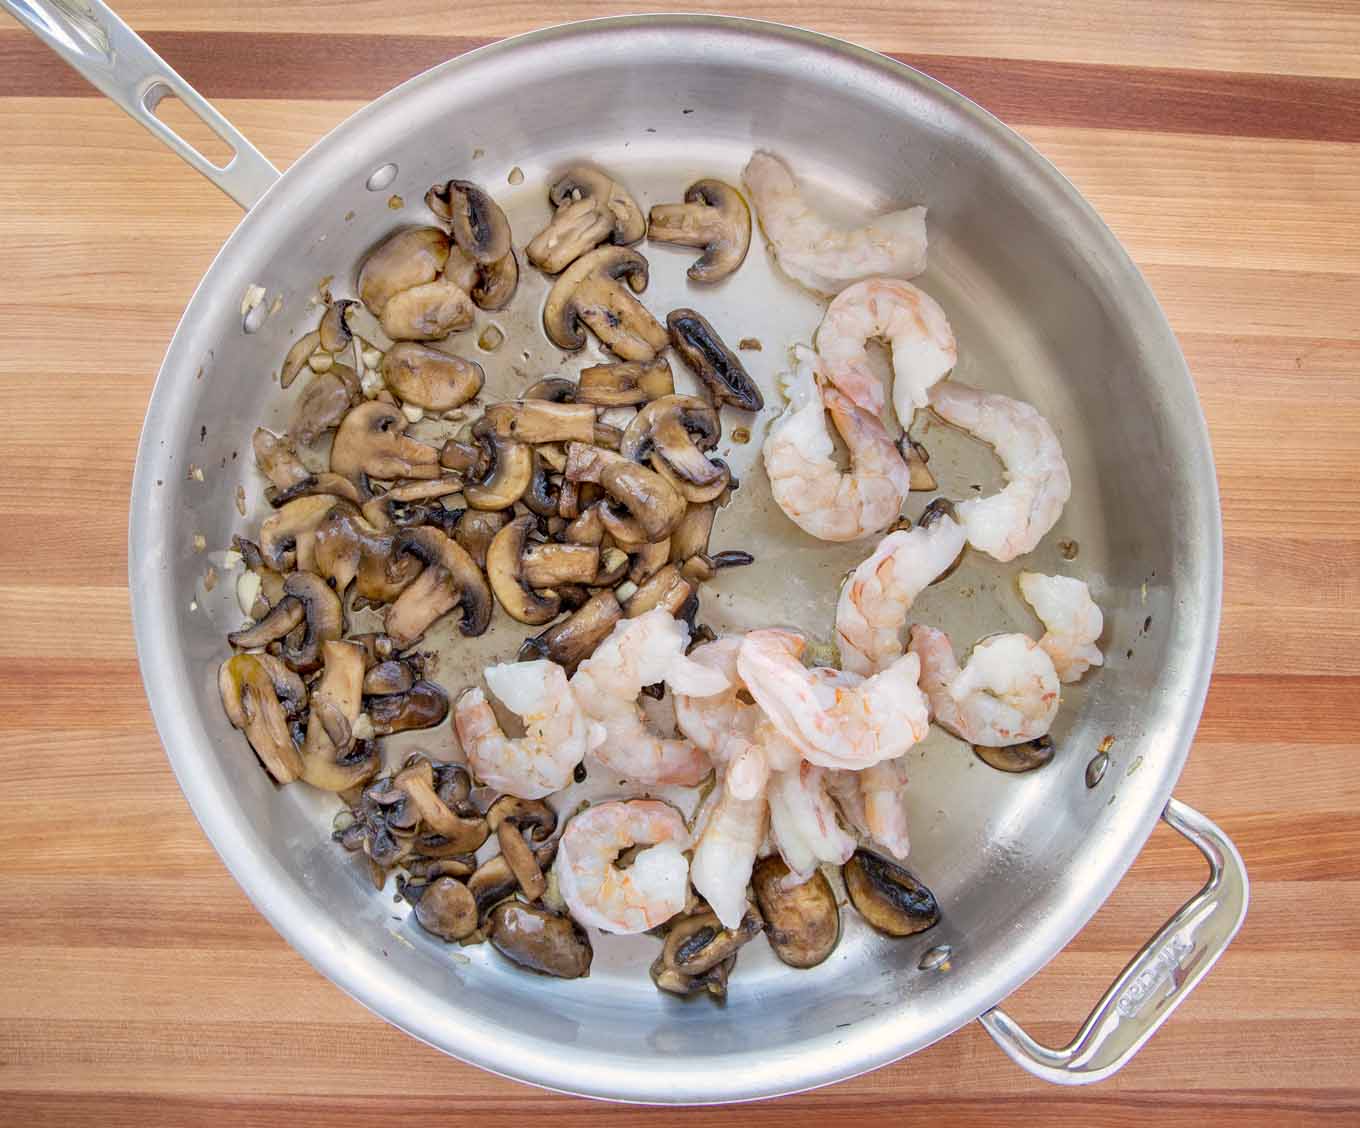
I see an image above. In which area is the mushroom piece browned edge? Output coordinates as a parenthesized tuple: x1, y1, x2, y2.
(543, 246, 669, 361)
(647, 179, 752, 283)
(843, 850, 941, 937)
(667, 308, 764, 411)
(526, 166, 647, 273)
(487, 902, 592, 978)
(752, 856, 841, 968)
(620, 394, 725, 488)
(486, 514, 563, 626)
(385, 526, 493, 646)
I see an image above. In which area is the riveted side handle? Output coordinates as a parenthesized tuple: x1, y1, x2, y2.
(979, 798, 1248, 1085)
(2, 0, 278, 209)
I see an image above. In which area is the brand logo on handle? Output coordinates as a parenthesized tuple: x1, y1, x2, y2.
(1115, 933, 1195, 1017)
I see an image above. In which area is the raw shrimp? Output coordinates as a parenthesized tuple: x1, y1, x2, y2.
(737, 628, 929, 769)
(763, 345, 910, 542)
(1019, 572, 1104, 682)
(742, 151, 928, 296)
(909, 625, 1060, 746)
(767, 761, 857, 881)
(817, 278, 957, 421)
(570, 609, 728, 785)
(555, 800, 690, 934)
(690, 780, 769, 929)
(835, 511, 967, 676)
(928, 381, 1071, 562)
(453, 660, 604, 799)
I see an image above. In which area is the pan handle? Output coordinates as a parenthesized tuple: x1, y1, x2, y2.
(2, 0, 278, 209)
(978, 798, 1248, 1084)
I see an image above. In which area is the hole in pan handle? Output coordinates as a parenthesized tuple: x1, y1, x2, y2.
(978, 798, 1249, 1085)
(2, 0, 280, 209)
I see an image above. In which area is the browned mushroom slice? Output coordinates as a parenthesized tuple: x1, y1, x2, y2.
(843, 850, 940, 937)
(623, 563, 693, 617)
(522, 542, 601, 588)
(681, 550, 754, 583)
(660, 906, 763, 977)
(472, 249, 518, 310)
(330, 401, 441, 483)
(564, 442, 686, 541)
(486, 515, 560, 626)
(650, 951, 736, 999)
(380, 342, 484, 412)
(253, 652, 308, 717)
(394, 756, 489, 852)
(385, 526, 492, 645)
(647, 179, 752, 283)
(487, 902, 592, 978)
(439, 438, 487, 476)
(367, 679, 450, 735)
(258, 494, 342, 572)
(289, 363, 362, 446)
(521, 450, 559, 518)
(486, 797, 557, 901)
(518, 589, 622, 672)
(277, 571, 344, 674)
(362, 658, 414, 696)
(227, 594, 304, 649)
(620, 395, 725, 489)
(312, 503, 422, 603)
(428, 180, 512, 264)
(280, 329, 322, 389)
(543, 246, 668, 360)
(526, 166, 646, 273)
(669, 502, 718, 563)
(751, 856, 840, 968)
(667, 308, 764, 411)
(575, 358, 674, 406)
(356, 226, 451, 316)
(562, 499, 607, 545)
(522, 376, 578, 403)
(592, 545, 630, 587)
(483, 400, 600, 444)
(467, 853, 518, 916)
(267, 471, 366, 508)
(299, 640, 378, 792)
(462, 417, 533, 510)
(649, 452, 732, 506)
(628, 539, 670, 584)
(234, 535, 286, 613)
(252, 427, 312, 493)
(219, 653, 304, 783)
(380, 278, 476, 341)
(451, 508, 509, 569)
(407, 876, 479, 941)
(318, 299, 357, 353)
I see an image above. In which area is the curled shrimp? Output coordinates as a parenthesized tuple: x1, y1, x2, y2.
(928, 381, 1071, 562)
(570, 608, 728, 785)
(737, 628, 929, 769)
(453, 660, 605, 799)
(909, 624, 1060, 746)
(555, 799, 690, 934)
(742, 151, 927, 296)
(817, 278, 957, 421)
(672, 635, 769, 799)
(768, 761, 857, 882)
(690, 779, 768, 929)
(835, 510, 967, 676)
(763, 345, 910, 542)
(1019, 572, 1104, 682)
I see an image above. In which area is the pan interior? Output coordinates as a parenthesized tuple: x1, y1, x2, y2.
(130, 17, 1218, 1103)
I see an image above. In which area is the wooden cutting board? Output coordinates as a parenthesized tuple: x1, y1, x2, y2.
(1, 3, 1357, 1124)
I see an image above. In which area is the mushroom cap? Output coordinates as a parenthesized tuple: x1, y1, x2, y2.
(289, 364, 362, 447)
(575, 358, 674, 406)
(451, 508, 509, 569)
(435, 179, 512, 265)
(472, 248, 518, 310)
(411, 876, 479, 941)
(357, 226, 450, 315)
(620, 394, 724, 486)
(646, 178, 752, 283)
(659, 906, 763, 977)
(488, 902, 592, 979)
(330, 401, 441, 483)
(367, 679, 450, 735)
(667, 308, 764, 412)
(299, 640, 378, 792)
(379, 278, 476, 341)
(318, 299, 357, 353)
(517, 589, 622, 673)
(380, 342, 484, 412)
(258, 494, 342, 572)
(252, 427, 311, 493)
(487, 514, 561, 626)
(752, 855, 840, 968)
(843, 849, 940, 937)
(542, 246, 667, 360)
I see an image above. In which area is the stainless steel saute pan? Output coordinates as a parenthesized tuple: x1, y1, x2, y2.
(6, 0, 1247, 1102)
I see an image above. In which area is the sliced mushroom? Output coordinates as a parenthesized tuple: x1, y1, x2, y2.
(517, 589, 622, 672)
(473, 250, 518, 310)
(380, 342, 484, 412)
(486, 796, 557, 901)
(439, 438, 486, 476)
(620, 395, 725, 488)
(650, 450, 732, 505)
(628, 539, 670, 584)
(330, 401, 441, 483)
(404, 855, 477, 880)
(268, 471, 366, 508)
(394, 756, 489, 851)
(487, 902, 592, 978)
(623, 563, 693, 618)
(526, 166, 646, 273)
(407, 876, 479, 942)
(258, 494, 340, 572)
(650, 951, 735, 999)
(367, 680, 450, 735)
(467, 853, 518, 916)
(751, 856, 840, 968)
(451, 508, 509, 568)
(647, 179, 751, 283)
(669, 502, 717, 563)
(487, 515, 561, 625)
(843, 850, 941, 937)
(312, 503, 422, 603)
(357, 227, 451, 315)
(234, 535, 286, 613)
(542, 246, 668, 360)
(362, 659, 415, 696)
(564, 442, 686, 541)
(519, 543, 599, 589)
(278, 571, 344, 674)
(484, 400, 599, 444)
(522, 450, 559, 518)
(299, 640, 378, 792)
(575, 357, 674, 406)
(226, 594, 304, 650)
(281, 329, 322, 389)
(385, 526, 492, 645)
(593, 545, 630, 587)
(318, 299, 357, 353)
(380, 278, 476, 341)
(463, 416, 534, 510)
(522, 376, 577, 403)
(680, 550, 754, 583)
(427, 180, 511, 264)
(660, 906, 762, 977)
(253, 652, 308, 717)
(218, 653, 303, 783)
(974, 736, 1055, 773)
(289, 363, 362, 446)
(563, 499, 606, 545)
(252, 428, 311, 493)
(667, 308, 764, 411)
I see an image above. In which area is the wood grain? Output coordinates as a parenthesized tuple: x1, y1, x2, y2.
(1, 3, 1358, 1125)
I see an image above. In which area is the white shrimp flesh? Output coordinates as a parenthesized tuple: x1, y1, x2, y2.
(928, 381, 1071, 562)
(555, 799, 690, 934)
(763, 345, 910, 542)
(690, 778, 768, 929)
(1019, 572, 1104, 682)
(767, 761, 857, 882)
(817, 277, 957, 421)
(909, 625, 1060, 746)
(453, 660, 605, 799)
(742, 151, 927, 296)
